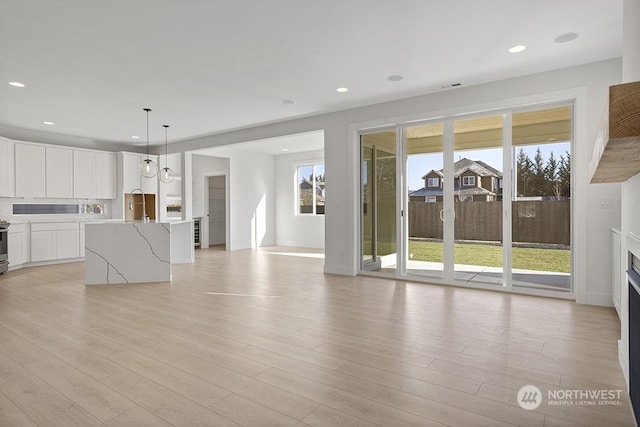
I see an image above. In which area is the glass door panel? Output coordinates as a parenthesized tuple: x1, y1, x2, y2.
(361, 131, 397, 273)
(452, 115, 504, 285)
(405, 122, 445, 279)
(511, 106, 572, 292)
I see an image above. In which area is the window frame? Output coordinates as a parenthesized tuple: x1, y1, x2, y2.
(427, 177, 439, 188)
(462, 175, 475, 186)
(296, 161, 325, 216)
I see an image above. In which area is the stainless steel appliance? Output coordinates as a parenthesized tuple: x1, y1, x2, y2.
(0, 222, 8, 274)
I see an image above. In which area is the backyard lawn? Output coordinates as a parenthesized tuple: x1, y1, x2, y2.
(408, 240, 570, 273)
(367, 240, 570, 273)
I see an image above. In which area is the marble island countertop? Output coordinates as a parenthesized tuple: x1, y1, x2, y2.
(85, 220, 194, 285)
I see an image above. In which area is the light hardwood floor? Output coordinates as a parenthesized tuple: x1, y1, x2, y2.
(0, 246, 633, 426)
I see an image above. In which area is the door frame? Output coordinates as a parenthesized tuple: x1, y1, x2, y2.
(202, 172, 229, 250)
(354, 94, 579, 300)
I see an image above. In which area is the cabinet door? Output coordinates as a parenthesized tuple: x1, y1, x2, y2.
(56, 229, 80, 259)
(95, 152, 117, 199)
(0, 139, 14, 197)
(31, 231, 56, 262)
(122, 153, 142, 193)
(8, 231, 24, 266)
(73, 150, 95, 198)
(15, 144, 46, 198)
(46, 147, 74, 198)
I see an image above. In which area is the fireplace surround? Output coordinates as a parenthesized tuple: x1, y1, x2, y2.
(628, 232, 640, 424)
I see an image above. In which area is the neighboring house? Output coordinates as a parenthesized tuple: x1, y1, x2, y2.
(299, 178, 325, 205)
(409, 158, 503, 202)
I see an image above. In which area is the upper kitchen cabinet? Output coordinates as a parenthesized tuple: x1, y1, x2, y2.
(45, 146, 74, 198)
(74, 150, 116, 199)
(120, 152, 158, 194)
(15, 143, 46, 198)
(0, 138, 14, 197)
(95, 152, 117, 199)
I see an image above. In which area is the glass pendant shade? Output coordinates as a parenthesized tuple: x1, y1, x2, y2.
(140, 158, 158, 178)
(140, 107, 158, 178)
(159, 124, 175, 184)
(159, 166, 175, 183)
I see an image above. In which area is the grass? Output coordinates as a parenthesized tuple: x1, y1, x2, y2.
(368, 240, 570, 273)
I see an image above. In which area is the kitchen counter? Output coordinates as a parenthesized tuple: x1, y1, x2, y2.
(84, 220, 194, 285)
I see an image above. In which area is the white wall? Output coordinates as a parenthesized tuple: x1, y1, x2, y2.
(228, 151, 275, 250)
(192, 154, 229, 218)
(192, 150, 275, 251)
(275, 149, 325, 248)
(174, 59, 623, 304)
(618, 0, 640, 387)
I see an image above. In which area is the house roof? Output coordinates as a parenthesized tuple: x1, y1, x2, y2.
(453, 158, 502, 178)
(420, 158, 502, 182)
(421, 170, 444, 179)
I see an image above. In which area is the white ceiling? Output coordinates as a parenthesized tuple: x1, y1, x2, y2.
(0, 0, 623, 147)
(195, 130, 324, 157)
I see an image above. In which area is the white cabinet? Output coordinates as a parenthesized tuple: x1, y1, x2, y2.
(8, 223, 29, 268)
(31, 222, 80, 262)
(74, 150, 117, 199)
(15, 143, 46, 198)
(0, 139, 15, 197)
(95, 152, 117, 199)
(121, 152, 157, 194)
(73, 150, 94, 198)
(46, 147, 74, 198)
(31, 230, 56, 262)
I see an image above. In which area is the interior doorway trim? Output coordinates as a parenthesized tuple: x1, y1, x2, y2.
(202, 172, 230, 250)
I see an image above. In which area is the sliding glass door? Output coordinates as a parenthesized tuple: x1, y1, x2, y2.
(361, 130, 397, 273)
(359, 102, 573, 296)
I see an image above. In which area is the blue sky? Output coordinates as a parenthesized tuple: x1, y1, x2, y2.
(407, 142, 570, 191)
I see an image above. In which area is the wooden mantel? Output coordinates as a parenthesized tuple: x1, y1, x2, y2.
(590, 81, 640, 183)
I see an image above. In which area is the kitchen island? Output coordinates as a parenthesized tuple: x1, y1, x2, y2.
(85, 220, 193, 285)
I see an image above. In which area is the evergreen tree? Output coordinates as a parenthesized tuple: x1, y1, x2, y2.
(530, 147, 546, 196)
(545, 151, 560, 199)
(558, 151, 571, 198)
(516, 148, 533, 196)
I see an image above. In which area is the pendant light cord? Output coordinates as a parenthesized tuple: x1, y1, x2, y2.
(163, 124, 170, 168)
(143, 108, 151, 158)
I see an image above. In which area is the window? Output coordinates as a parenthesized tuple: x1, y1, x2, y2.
(426, 196, 436, 203)
(297, 163, 325, 215)
(462, 176, 475, 186)
(427, 177, 439, 187)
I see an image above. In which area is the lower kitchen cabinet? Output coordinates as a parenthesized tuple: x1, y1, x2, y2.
(8, 223, 29, 268)
(30, 222, 80, 262)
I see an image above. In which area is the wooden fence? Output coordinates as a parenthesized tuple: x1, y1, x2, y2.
(408, 200, 570, 245)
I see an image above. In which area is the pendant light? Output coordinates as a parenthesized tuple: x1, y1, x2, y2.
(159, 124, 175, 184)
(140, 108, 158, 178)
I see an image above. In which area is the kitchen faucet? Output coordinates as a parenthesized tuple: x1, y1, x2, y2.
(128, 188, 149, 223)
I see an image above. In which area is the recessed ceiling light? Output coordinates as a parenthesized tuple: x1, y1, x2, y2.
(388, 75, 404, 82)
(508, 45, 526, 54)
(554, 33, 579, 43)
(282, 148, 289, 152)
(43, 121, 54, 125)
(336, 87, 349, 93)
(282, 99, 295, 105)
(131, 135, 140, 139)
(8, 81, 25, 87)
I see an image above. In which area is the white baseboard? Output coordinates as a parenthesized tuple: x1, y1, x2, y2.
(275, 240, 324, 249)
(324, 263, 356, 276)
(586, 291, 614, 307)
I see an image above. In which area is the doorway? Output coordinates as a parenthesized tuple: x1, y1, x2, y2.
(207, 175, 226, 249)
(359, 103, 573, 296)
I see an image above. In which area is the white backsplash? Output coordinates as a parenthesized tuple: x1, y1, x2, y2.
(0, 198, 114, 222)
